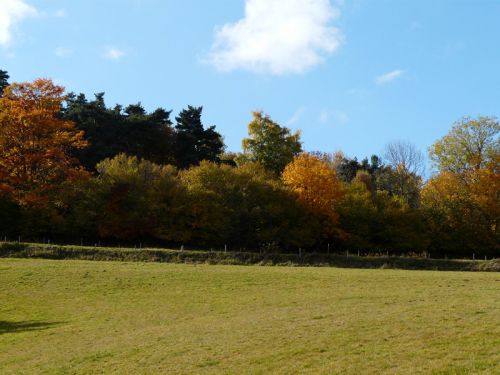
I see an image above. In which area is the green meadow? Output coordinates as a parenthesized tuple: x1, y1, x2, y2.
(1, 258, 499, 374)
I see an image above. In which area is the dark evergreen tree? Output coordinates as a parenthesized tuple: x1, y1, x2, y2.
(337, 155, 383, 182)
(174, 106, 224, 168)
(63, 93, 175, 170)
(0, 70, 9, 96)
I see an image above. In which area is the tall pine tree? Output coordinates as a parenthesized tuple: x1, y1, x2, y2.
(174, 106, 224, 168)
(0, 70, 9, 97)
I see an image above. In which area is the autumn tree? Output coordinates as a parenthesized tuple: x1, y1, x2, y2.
(421, 161, 499, 257)
(376, 165, 422, 208)
(88, 154, 188, 240)
(180, 161, 318, 249)
(282, 153, 343, 237)
(0, 79, 88, 206)
(429, 116, 499, 173)
(422, 116, 500, 256)
(336, 177, 375, 249)
(238, 111, 302, 174)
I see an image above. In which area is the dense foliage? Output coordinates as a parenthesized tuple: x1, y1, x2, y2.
(0, 73, 498, 258)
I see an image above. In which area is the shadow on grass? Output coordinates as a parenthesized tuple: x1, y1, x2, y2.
(0, 320, 63, 334)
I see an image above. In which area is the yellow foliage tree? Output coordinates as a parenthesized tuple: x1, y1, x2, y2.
(282, 153, 343, 234)
(421, 159, 499, 256)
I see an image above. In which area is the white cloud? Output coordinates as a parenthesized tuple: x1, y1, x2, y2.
(0, 0, 38, 45)
(206, 0, 343, 75)
(375, 69, 404, 85)
(55, 46, 71, 57)
(103, 47, 126, 60)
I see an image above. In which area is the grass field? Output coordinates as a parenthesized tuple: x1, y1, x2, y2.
(1, 259, 499, 374)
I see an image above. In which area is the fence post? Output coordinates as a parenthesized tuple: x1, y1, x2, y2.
(224, 244, 227, 253)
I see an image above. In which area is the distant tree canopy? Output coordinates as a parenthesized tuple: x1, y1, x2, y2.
(63, 95, 224, 170)
(325, 152, 383, 183)
(0, 73, 498, 258)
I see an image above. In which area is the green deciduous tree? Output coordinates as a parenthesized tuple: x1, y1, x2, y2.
(180, 161, 319, 249)
(92, 154, 187, 240)
(375, 166, 422, 208)
(429, 116, 499, 173)
(237, 111, 302, 175)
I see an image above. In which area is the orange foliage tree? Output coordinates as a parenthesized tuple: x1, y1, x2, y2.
(282, 153, 344, 236)
(0, 79, 88, 205)
(421, 160, 499, 256)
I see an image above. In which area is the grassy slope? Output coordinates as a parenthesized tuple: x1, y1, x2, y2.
(1, 259, 499, 374)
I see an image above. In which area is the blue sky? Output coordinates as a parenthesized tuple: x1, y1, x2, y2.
(1, 0, 499, 163)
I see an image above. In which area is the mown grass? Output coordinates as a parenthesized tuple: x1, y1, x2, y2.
(1, 258, 499, 374)
(1, 242, 498, 271)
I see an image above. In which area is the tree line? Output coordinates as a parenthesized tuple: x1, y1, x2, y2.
(0, 72, 498, 258)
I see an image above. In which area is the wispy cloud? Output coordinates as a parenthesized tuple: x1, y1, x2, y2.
(348, 87, 370, 99)
(319, 109, 349, 125)
(375, 69, 404, 85)
(206, 0, 343, 75)
(55, 46, 71, 57)
(103, 47, 126, 60)
(0, 0, 38, 45)
(286, 107, 306, 126)
(53, 9, 66, 18)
